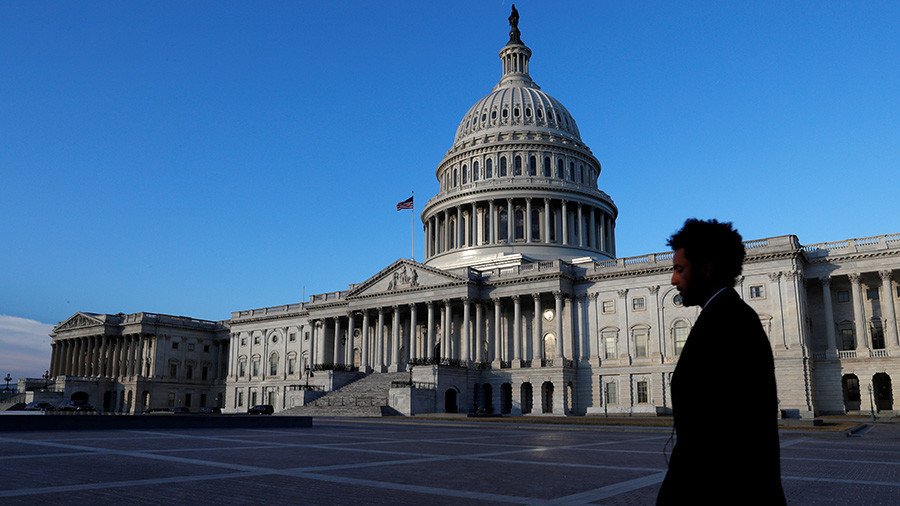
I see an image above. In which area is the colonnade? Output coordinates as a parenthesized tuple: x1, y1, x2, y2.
(424, 197, 614, 259)
(817, 270, 899, 358)
(50, 335, 153, 379)
(303, 292, 580, 372)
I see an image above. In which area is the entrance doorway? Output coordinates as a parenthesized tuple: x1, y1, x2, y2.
(873, 373, 893, 411)
(71, 391, 89, 406)
(444, 388, 458, 413)
(542, 381, 554, 413)
(500, 383, 512, 414)
(521, 382, 533, 414)
(842, 374, 861, 411)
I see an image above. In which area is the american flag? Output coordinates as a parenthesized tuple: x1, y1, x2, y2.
(396, 196, 414, 211)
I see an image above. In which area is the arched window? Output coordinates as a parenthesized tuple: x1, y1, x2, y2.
(543, 156, 551, 177)
(462, 164, 468, 184)
(453, 168, 458, 187)
(499, 209, 508, 240)
(839, 322, 855, 350)
(514, 156, 522, 176)
(556, 159, 564, 179)
(486, 158, 493, 178)
(568, 162, 575, 181)
(531, 207, 541, 240)
(499, 157, 507, 176)
(514, 208, 525, 240)
(449, 217, 457, 248)
(672, 320, 689, 355)
(473, 161, 480, 181)
(601, 328, 618, 359)
(578, 164, 583, 184)
(528, 155, 536, 176)
(269, 352, 278, 376)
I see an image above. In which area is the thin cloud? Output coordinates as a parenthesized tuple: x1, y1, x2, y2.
(0, 315, 53, 381)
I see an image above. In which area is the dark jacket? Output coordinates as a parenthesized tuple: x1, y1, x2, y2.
(657, 288, 786, 504)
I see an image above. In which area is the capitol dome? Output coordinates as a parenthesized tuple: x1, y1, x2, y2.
(421, 8, 617, 270)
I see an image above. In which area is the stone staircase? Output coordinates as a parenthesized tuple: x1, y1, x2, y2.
(278, 372, 409, 417)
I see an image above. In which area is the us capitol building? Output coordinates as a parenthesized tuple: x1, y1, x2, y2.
(46, 9, 899, 418)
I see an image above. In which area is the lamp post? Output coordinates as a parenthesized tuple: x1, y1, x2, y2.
(3, 373, 11, 392)
(868, 384, 877, 422)
(304, 364, 314, 389)
(42, 370, 51, 390)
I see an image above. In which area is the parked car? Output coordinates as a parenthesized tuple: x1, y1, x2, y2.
(56, 401, 77, 411)
(248, 404, 274, 415)
(74, 404, 95, 412)
(171, 406, 190, 414)
(24, 401, 55, 411)
(200, 406, 222, 414)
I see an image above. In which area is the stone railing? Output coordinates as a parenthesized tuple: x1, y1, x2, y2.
(838, 350, 857, 359)
(233, 303, 304, 320)
(309, 291, 348, 303)
(287, 384, 325, 392)
(480, 259, 570, 281)
(390, 380, 436, 390)
(590, 236, 796, 273)
(871, 349, 889, 358)
(803, 233, 900, 259)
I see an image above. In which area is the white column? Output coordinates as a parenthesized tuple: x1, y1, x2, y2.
(471, 202, 478, 246)
(588, 292, 599, 364)
(493, 299, 502, 365)
(525, 198, 532, 242)
(589, 207, 596, 250)
(543, 198, 551, 244)
(409, 303, 418, 364)
(333, 316, 343, 365)
(506, 198, 513, 243)
(489, 200, 496, 244)
(361, 310, 370, 372)
(391, 306, 400, 371)
(475, 301, 483, 363)
(512, 295, 521, 365)
(461, 298, 470, 363)
(577, 203, 584, 247)
(879, 271, 899, 349)
(848, 273, 868, 351)
(346, 313, 355, 365)
(554, 292, 564, 360)
(426, 302, 435, 361)
(376, 308, 385, 370)
(533, 294, 543, 364)
(561, 201, 569, 245)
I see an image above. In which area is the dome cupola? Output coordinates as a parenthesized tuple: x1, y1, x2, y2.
(421, 6, 618, 270)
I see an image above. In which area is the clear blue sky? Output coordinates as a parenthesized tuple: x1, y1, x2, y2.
(1, 1, 898, 349)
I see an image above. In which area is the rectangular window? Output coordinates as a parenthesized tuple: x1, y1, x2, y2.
(749, 285, 764, 299)
(172, 342, 179, 350)
(239, 361, 246, 378)
(254, 336, 260, 345)
(186, 365, 193, 380)
(167, 392, 175, 408)
(201, 366, 209, 380)
(237, 389, 244, 407)
(602, 300, 615, 314)
(871, 325, 885, 349)
(604, 382, 617, 405)
(289, 332, 296, 342)
(241, 337, 247, 346)
(632, 297, 645, 311)
(169, 364, 177, 378)
(633, 329, 649, 358)
(188, 343, 195, 352)
(637, 381, 649, 403)
(269, 359, 278, 376)
(840, 328, 855, 350)
(288, 357, 296, 375)
(252, 359, 260, 377)
(200, 394, 207, 408)
(203, 344, 210, 353)
(250, 390, 258, 406)
(866, 288, 879, 300)
(673, 325, 689, 355)
(184, 393, 192, 408)
(837, 290, 850, 303)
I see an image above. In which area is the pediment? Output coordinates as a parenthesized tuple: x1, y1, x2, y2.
(347, 259, 468, 298)
(55, 312, 104, 332)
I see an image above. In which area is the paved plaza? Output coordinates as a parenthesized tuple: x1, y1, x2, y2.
(1, 419, 898, 504)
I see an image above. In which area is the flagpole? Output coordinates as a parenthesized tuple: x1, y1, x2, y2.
(411, 191, 415, 261)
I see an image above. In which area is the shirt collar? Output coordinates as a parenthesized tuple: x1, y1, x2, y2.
(702, 287, 730, 310)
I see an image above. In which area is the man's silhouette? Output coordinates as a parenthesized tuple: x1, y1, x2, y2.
(657, 219, 785, 504)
